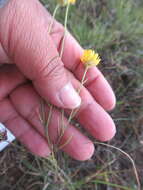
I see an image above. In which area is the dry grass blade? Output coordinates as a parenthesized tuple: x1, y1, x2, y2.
(58, 134, 73, 149)
(94, 142, 141, 190)
(48, 4, 60, 34)
(84, 158, 116, 183)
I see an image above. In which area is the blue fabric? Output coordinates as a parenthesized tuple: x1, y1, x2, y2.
(0, 0, 9, 8)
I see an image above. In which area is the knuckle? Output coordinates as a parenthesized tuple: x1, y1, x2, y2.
(35, 55, 65, 82)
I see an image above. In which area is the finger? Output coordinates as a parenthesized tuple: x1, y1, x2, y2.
(45, 15, 116, 111)
(2, 62, 115, 143)
(66, 71, 116, 142)
(0, 0, 81, 109)
(0, 98, 51, 157)
(59, 33, 116, 111)
(0, 65, 26, 100)
(10, 84, 94, 161)
(0, 43, 10, 63)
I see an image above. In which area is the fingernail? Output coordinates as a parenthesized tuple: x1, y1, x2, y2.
(59, 83, 81, 109)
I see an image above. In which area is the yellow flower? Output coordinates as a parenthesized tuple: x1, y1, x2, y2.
(58, 0, 76, 6)
(80, 49, 101, 68)
(68, 0, 76, 3)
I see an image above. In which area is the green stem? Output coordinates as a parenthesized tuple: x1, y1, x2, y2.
(94, 142, 141, 190)
(45, 105, 53, 149)
(48, 4, 60, 34)
(60, 3, 70, 57)
(57, 3, 70, 147)
(41, 4, 60, 149)
(68, 67, 89, 123)
(78, 66, 89, 93)
(57, 67, 89, 146)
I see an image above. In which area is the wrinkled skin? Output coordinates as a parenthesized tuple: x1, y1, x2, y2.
(0, 0, 116, 161)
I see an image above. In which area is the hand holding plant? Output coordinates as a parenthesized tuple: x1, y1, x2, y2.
(0, 0, 116, 161)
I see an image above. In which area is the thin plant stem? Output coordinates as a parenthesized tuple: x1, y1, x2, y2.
(58, 134, 73, 150)
(94, 142, 141, 190)
(39, 4, 60, 151)
(48, 4, 60, 34)
(45, 104, 53, 149)
(39, 100, 53, 150)
(60, 3, 70, 57)
(84, 159, 116, 183)
(46, 155, 73, 189)
(40, 99, 46, 125)
(68, 66, 89, 122)
(78, 66, 89, 93)
(56, 109, 66, 145)
(56, 67, 89, 148)
(57, 3, 71, 148)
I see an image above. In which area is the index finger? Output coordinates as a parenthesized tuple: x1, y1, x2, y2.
(50, 23, 116, 111)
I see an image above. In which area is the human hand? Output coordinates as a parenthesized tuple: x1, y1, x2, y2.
(0, 0, 116, 160)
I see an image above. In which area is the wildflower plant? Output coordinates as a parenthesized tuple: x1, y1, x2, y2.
(81, 49, 101, 68)
(37, 1, 141, 189)
(38, 0, 79, 173)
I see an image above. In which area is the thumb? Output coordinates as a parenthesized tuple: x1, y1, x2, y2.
(0, 0, 81, 109)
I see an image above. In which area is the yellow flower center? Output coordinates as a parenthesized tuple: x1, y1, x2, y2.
(80, 49, 101, 68)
